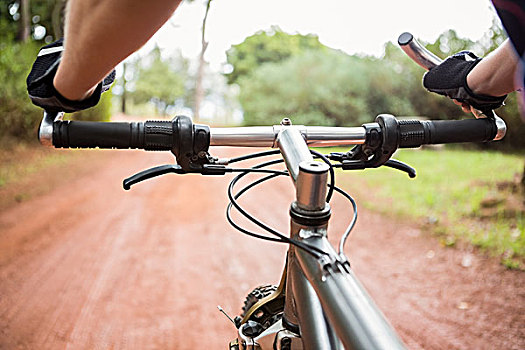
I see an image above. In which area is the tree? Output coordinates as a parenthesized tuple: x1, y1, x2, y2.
(193, 0, 212, 122)
(425, 29, 475, 58)
(238, 49, 418, 127)
(381, 40, 466, 121)
(2, 0, 65, 43)
(16, 0, 29, 42)
(0, 39, 41, 141)
(129, 47, 187, 116)
(0, 1, 106, 145)
(120, 61, 128, 114)
(225, 27, 327, 85)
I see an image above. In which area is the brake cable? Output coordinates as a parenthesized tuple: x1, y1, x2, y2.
(226, 172, 284, 243)
(226, 150, 358, 259)
(228, 149, 281, 164)
(228, 158, 329, 259)
(335, 186, 357, 256)
(228, 149, 335, 203)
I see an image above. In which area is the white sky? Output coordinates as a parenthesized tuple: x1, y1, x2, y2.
(141, 0, 499, 71)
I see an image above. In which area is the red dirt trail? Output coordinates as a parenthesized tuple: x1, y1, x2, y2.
(0, 149, 523, 349)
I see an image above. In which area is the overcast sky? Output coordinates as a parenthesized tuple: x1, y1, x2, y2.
(139, 0, 500, 71)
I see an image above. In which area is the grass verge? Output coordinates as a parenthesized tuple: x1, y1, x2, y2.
(0, 142, 110, 211)
(334, 147, 524, 269)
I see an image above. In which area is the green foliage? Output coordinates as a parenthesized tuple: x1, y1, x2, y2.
(225, 26, 327, 85)
(0, 38, 114, 145)
(65, 89, 112, 122)
(1, 0, 64, 42)
(231, 29, 471, 127)
(238, 49, 419, 126)
(0, 39, 42, 142)
(0, 1, 17, 39)
(382, 41, 466, 121)
(1, 0, 64, 43)
(425, 29, 475, 58)
(338, 148, 524, 268)
(128, 47, 187, 116)
(230, 24, 524, 150)
(0, 2, 110, 146)
(238, 50, 347, 126)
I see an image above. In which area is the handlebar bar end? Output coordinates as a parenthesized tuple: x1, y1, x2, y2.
(39, 111, 63, 147)
(397, 32, 413, 46)
(494, 115, 507, 141)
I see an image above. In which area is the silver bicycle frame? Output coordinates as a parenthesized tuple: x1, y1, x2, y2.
(275, 125, 406, 350)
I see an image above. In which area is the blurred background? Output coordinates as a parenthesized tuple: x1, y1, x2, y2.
(0, 3, 524, 349)
(0, 0, 523, 267)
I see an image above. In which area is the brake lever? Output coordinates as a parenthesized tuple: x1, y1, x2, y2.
(332, 152, 416, 178)
(384, 159, 416, 178)
(123, 163, 230, 190)
(123, 164, 184, 190)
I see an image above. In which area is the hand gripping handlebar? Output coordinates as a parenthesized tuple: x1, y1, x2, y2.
(397, 32, 506, 140)
(37, 33, 506, 166)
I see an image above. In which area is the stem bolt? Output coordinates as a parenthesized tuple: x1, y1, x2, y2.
(281, 118, 292, 126)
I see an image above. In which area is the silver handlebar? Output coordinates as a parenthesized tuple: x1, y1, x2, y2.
(38, 112, 367, 148)
(398, 32, 442, 69)
(209, 125, 367, 148)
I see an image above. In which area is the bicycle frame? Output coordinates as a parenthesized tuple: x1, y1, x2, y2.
(235, 125, 405, 350)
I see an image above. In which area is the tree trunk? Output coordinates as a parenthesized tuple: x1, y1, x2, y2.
(193, 0, 212, 122)
(121, 62, 127, 114)
(52, 0, 66, 39)
(194, 43, 207, 122)
(121, 90, 127, 115)
(521, 163, 525, 198)
(16, 0, 31, 42)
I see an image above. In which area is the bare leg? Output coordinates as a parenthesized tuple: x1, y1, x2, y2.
(54, 0, 182, 100)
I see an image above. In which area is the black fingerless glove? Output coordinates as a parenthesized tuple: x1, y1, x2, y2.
(423, 51, 506, 114)
(27, 39, 115, 113)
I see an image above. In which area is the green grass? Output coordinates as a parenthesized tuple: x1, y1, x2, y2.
(334, 148, 525, 269)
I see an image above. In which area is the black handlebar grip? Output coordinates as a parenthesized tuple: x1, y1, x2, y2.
(52, 120, 177, 150)
(398, 118, 497, 148)
(53, 121, 145, 149)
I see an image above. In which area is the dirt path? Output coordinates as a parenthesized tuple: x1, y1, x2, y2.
(0, 149, 523, 349)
